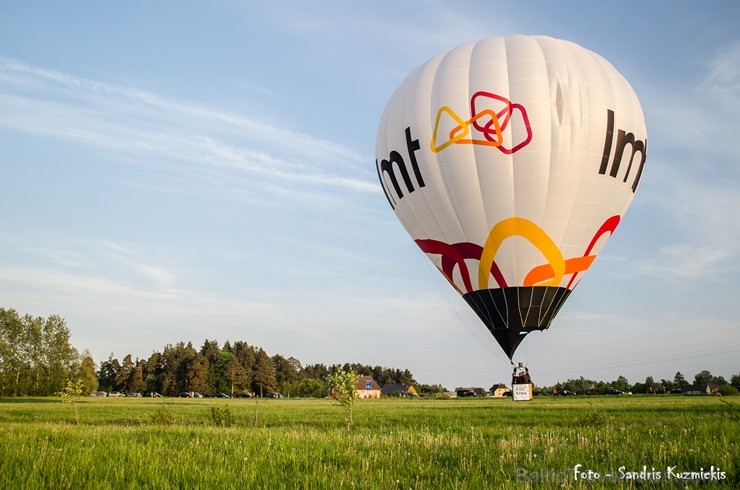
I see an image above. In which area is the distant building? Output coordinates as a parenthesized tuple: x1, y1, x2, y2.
(381, 384, 418, 397)
(681, 382, 720, 395)
(355, 376, 381, 399)
(489, 383, 510, 398)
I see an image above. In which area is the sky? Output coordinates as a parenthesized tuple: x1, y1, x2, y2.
(1, 1, 738, 390)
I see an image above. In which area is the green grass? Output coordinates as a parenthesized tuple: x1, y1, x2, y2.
(0, 396, 737, 488)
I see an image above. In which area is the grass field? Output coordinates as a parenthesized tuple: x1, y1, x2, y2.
(0, 395, 737, 489)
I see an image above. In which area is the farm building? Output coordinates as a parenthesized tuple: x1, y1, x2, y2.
(681, 382, 721, 395)
(490, 383, 511, 397)
(355, 376, 381, 399)
(381, 384, 418, 397)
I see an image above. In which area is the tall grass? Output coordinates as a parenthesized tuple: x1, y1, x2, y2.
(0, 396, 736, 488)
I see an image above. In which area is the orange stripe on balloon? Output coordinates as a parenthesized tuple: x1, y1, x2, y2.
(566, 215, 621, 289)
(479, 217, 565, 289)
(524, 255, 596, 287)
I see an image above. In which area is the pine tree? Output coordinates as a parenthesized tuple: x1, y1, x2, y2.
(253, 349, 277, 397)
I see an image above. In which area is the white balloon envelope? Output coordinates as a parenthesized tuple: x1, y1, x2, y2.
(376, 36, 647, 359)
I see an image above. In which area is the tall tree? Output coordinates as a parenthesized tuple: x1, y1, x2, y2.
(232, 341, 257, 376)
(79, 354, 99, 395)
(144, 351, 166, 395)
(116, 354, 134, 392)
(127, 359, 147, 394)
(253, 349, 277, 397)
(98, 354, 121, 392)
(0, 308, 26, 396)
(41, 314, 78, 395)
(186, 353, 210, 394)
(215, 351, 248, 397)
(200, 339, 221, 394)
(160, 342, 198, 395)
(273, 354, 298, 395)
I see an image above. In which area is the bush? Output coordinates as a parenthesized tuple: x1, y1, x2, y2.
(210, 406, 235, 427)
(582, 410, 609, 427)
(150, 405, 178, 425)
(717, 385, 739, 396)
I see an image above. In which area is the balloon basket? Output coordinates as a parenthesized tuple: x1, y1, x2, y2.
(512, 383, 533, 401)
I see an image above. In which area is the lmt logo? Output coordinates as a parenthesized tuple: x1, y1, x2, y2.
(376, 127, 424, 209)
(599, 109, 647, 193)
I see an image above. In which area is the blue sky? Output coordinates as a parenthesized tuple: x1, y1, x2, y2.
(1, 1, 738, 389)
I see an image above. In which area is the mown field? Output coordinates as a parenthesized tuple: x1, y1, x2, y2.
(0, 395, 737, 489)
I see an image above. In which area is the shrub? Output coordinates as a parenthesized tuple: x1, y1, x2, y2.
(210, 406, 235, 427)
(717, 385, 739, 396)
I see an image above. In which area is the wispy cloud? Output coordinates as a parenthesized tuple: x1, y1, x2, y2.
(699, 41, 740, 94)
(620, 41, 740, 282)
(0, 56, 377, 202)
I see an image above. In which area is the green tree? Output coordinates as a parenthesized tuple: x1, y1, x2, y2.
(611, 375, 630, 392)
(693, 370, 713, 386)
(674, 371, 688, 387)
(40, 314, 79, 395)
(144, 351, 166, 395)
(116, 354, 134, 392)
(79, 354, 99, 395)
(273, 354, 298, 395)
(215, 351, 248, 396)
(327, 368, 358, 428)
(186, 353, 210, 395)
(0, 309, 78, 396)
(97, 354, 121, 392)
(127, 359, 147, 394)
(232, 341, 257, 378)
(253, 349, 276, 397)
(295, 378, 326, 398)
(160, 342, 198, 395)
(0, 308, 26, 396)
(200, 339, 221, 395)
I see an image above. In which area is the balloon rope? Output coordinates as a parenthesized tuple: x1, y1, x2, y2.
(422, 257, 508, 364)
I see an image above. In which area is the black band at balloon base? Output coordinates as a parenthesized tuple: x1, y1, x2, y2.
(462, 286, 572, 359)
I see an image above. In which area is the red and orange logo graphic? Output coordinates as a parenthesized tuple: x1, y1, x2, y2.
(431, 91, 533, 154)
(415, 216, 620, 293)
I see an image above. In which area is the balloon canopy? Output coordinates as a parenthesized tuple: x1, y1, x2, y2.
(375, 36, 647, 359)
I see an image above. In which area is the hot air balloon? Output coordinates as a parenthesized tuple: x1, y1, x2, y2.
(375, 36, 647, 360)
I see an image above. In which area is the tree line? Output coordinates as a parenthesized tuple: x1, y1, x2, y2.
(96, 339, 431, 398)
(539, 370, 740, 396)
(1, 308, 432, 397)
(2, 308, 737, 397)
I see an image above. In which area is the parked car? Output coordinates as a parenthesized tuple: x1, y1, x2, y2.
(178, 391, 203, 398)
(556, 390, 576, 396)
(457, 390, 478, 397)
(216, 392, 230, 398)
(109, 391, 125, 397)
(605, 388, 624, 395)
(267, 392, 283, 398)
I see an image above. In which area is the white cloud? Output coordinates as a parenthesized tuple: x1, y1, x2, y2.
(0, 56, 375, 205)
(699, 41, 740, 94)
